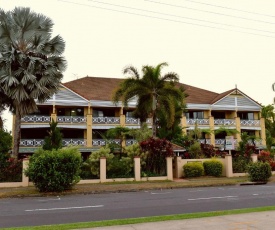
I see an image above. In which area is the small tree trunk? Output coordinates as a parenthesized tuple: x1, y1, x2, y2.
(12, 107, 21, 159)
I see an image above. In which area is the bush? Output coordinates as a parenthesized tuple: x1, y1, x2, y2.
(232, 156, 250, 173)
(25, 147, 82, 192)
(247, 161, 272, 182)
(0, 157, 22, 182)
(183, 162, 204, 178)
(85, 146, 114, 177)
(203, 159, 223, 177)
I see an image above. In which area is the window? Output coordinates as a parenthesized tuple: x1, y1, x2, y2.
(238, 112, 254, 120)
(185, 111, 204, 119)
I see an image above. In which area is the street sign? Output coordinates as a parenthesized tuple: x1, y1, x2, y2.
(225, 136, 234, 150)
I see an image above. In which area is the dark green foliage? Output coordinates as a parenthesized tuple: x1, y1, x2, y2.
(0, 129, 12, 155)
(232, 156, 250, 173)
(247, 162, 272, 182)
(203, 159, 223, 177)
(25, 147, 82, 192)
(107, 156, 134, 178)
(140, 137, 174, 176)
(43, 120, 63, 150)
(183, 162, 204, 178)
(0, 157, 22, 182)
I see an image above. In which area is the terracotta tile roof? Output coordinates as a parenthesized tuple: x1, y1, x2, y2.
(63, 76, 123, 101)
(62, 76, 245, 105)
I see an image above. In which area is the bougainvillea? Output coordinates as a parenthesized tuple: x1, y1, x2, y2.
(140, 137, 173, 175)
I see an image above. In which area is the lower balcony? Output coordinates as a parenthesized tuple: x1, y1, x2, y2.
(20, 138, 87, 147)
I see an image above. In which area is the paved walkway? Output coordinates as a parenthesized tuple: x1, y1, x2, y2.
(77, 211, 275, 230)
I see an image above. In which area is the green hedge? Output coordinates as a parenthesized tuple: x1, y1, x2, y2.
(247, 161, 271, 182)
(25, 147, 82, 192)
(203, 159, 223, 177)
(183, 162, 204, 178)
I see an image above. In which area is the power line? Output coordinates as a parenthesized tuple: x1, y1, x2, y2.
(87, 0, 275, 34)
(145, 0, 275, 25)
(182, 0, 275, 18)
(57, 0, 275, 38)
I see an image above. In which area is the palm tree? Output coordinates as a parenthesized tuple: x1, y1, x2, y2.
(0, 7, 67, 158)
(113, 62, 185, 137)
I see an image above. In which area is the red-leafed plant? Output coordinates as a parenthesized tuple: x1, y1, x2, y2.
(140, 137, 173, 176)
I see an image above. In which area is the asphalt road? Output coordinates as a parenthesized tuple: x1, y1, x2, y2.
(1, 184, 275, 228)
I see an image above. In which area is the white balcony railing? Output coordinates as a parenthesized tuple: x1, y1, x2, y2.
(92, 139, 121, 146)
(57, 116, 86, 123)
(62, 139, 87, 146)
(20, 139, 87, 147)
(126, 139, 138, 146)
(240, 119, 260, 127)
(20, 139, 44, 147)
(92, 117, 120, 124)
(198, 139, 211, 144)
(187, 119, 209, 125)
(125, 117, 152, 125)
(214, 119, 235, 126)
(21, 115, 51, 123)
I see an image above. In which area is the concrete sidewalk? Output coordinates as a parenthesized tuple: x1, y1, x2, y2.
(78, 211, 275, 230)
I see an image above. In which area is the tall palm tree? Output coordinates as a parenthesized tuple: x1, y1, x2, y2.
(113, 62, 185, 137)
(0, 7, 67, 158)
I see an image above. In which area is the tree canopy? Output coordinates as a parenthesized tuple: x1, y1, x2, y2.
(113, 62, 185, 138)
(0, 7, 67, 158)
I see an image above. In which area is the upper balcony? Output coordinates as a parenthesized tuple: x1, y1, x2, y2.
(21, 115, 51, 123)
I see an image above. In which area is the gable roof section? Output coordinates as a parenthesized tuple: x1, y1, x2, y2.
(211, 88, 262, 111)
(36, 85, 88, 106)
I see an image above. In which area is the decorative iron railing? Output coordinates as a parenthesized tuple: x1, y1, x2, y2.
(187, 119, 209, 125)
(126, 139, 138, 146)
(57, 116, 86, 123)
(92, 117, 120, 124)
(21, 115, 51, 123)
(20, 139, 44, 147)
(125, 117, 152, 125)
(20, 139, 87, 147)
(198, 139, 211, 144)
(92, 139, 121, 146)
(62, 139, 87, 146)
(215, 138, 238, 146)
(214, 119, 235, 126)
(247, 139, 262, 146)
(240, 119, 260, 127)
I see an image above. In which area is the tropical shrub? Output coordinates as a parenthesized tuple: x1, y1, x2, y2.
(188, 142, 202, 159)
(0, 157, 22, 182)
(25, 147, 82, 192)
(203, 159, 223, 177)
(200, 143, 216, 158)
(183, 162, 204, 178)
(140, 138, 173, 176)
(232, 156, 250, 173)
(85, 146, 114, 177)
(247, 161, 272, 182)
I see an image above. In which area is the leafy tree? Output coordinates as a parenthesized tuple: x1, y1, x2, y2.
(128, 123, 152, 142)
(0, 7, 67, 158)
(43, 120, 63, 150)
(261, 105, 275, 150)
(113, 62, 185, 138)
(0, 129, 12, 155)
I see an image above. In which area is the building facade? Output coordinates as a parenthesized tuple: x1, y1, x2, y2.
(16, 76, 266, 155)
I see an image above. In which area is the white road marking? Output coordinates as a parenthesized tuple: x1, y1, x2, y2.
(188, 196, 238, 201)
(151, 192, 171, 195)
(25, 205, 103, 212)
(37, 197, 61, 202)
(253, 194, 259, 196)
